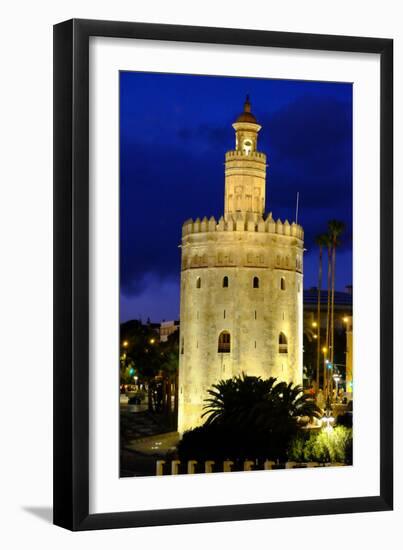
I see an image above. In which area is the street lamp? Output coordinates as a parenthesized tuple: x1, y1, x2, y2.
(322, 347, 329, 400)
(122, 340, 129, 348)
(333, 373, 341, 400)
(322, 413, 335, 433)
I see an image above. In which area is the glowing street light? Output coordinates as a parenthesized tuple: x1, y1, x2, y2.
(122, 340, 129, 348)
(322, 414, 335, 433)
(149, 338, 156, 345)
(312, 321, 317, 328)
(333, 373, 341, 398)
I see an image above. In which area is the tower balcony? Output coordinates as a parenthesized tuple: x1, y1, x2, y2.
(225, 150, 266, 162)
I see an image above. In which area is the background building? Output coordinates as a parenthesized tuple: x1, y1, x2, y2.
(178, 97, 304, 433)
(303, 286, 353, 392)
(160, 320, 180, 342)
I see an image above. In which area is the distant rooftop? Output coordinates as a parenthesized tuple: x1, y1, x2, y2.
(304, 287, 352, 307)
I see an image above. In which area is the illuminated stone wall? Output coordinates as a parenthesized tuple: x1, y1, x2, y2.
(177, 98, 304, 433)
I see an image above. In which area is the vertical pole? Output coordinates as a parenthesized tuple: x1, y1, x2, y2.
(295, 191, 300, 224)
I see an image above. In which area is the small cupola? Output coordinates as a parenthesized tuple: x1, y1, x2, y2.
(235, 95, 258, 124)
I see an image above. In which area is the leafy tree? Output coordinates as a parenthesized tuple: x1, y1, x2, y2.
(119, 320, 179, 415)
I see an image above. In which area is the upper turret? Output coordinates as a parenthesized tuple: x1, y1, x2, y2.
(224, 96, 267, 217)
(232, 95, 262, 154)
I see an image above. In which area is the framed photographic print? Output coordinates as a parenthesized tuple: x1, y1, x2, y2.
(53, 19, 393, 530)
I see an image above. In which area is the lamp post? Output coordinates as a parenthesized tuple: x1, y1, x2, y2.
(322, 347, 328, 398)
(333, 373, 341, 401)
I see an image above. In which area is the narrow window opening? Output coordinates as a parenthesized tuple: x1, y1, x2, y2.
(181, 338, 184, 354)
(280, 277, 286, 291)
(254, 310, 257, 320)
(223, 310, 226, 319)
(253, 276, 259, 288)
(223, 276, 229, 288)
(196, 277, 201, 289)
(218, 331, 231, 353)
(279, 332, 288, 354)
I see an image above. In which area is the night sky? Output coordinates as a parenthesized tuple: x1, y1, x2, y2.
(120, 72, 352, 323)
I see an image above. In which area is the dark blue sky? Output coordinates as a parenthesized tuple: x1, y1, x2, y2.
(120, 72, 352, 323)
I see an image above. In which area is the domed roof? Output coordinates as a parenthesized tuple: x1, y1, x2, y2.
(235, 95, 258, 123)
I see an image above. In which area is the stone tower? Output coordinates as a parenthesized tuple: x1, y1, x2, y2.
(177, 97, 304, 434)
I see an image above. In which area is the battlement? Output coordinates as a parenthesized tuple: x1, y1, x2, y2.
(225, 150, 266, 161)
(182, 212, 303, 240)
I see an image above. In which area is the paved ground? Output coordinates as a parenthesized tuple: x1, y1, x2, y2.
(125, 431, 179, 454)
(120, 403, 179, 477)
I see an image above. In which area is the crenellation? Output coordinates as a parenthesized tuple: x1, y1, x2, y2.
(181, 212, 303, 240)
(208, 216, 217, 231)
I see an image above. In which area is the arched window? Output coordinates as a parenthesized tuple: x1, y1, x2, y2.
(280, 277, 286, 291)
(196, 277, 201, 289)
(253, 276, 259, 288)
(223, 276, 229, 288)
(218, 331, 231, 353)
(279, 332, 288, 354)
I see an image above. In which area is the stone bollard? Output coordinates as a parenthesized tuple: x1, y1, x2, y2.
(187, 460, 198, 474)
(205, 460, 215, 473)
(171, 460, 181, 475)
(285, 461, 297, 469)
(156, 460, 166, 476)
(243, 460, 254, 471)
(264, 460, 275, 470)
(223, 460, 234, 472)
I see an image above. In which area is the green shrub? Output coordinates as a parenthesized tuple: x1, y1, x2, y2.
(288, 426, 352, 464)
(288, 433, 307, 462)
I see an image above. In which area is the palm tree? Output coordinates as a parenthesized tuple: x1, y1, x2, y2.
(315, 234, 328, 390)
(321, 233, 332, 399)
(179, 374, 321, 462)
(328, 220, 345, 368)
(202, 373, 321, 428)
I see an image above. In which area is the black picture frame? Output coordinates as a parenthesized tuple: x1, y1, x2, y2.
(53, 18, 393, 531)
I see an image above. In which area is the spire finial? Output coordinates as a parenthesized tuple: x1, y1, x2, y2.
(244, 94, 251, 113)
